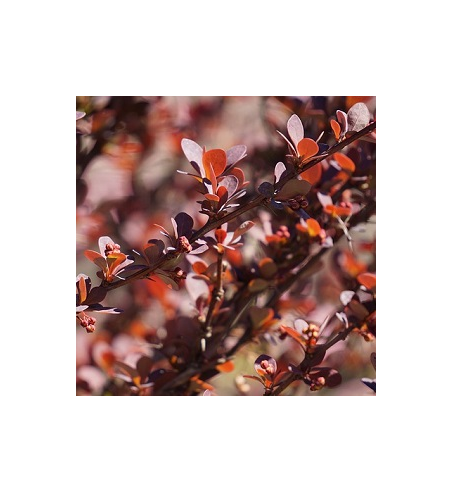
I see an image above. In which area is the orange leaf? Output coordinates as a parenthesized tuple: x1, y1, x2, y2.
(203, 149, 227, 177)
(216, 360, 234, 373)
(229, 167, 247, 187)
(192, 261, 208, 274)
(333, 153, 355, 172)
(280, 325, 305, 347)
(215, 228, 227, 244)
(84, 250, 104, 262)
(297, 138, 319, 163)
(357, 272, 376, 290)
(302, 162, 322, 185)
(331, 119, 341, 140)
(306, 218, 321, 237)
(205, 193, 220, 202)
(78, 276, 87, 303)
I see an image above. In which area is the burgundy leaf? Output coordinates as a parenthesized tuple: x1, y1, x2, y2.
(275, 179, 311, 200)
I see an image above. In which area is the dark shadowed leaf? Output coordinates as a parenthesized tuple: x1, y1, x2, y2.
(275, 179, 311, 200)
(174, 212, 194, 239)
(248, 278, 269, 293)
(181, 138, 203, 166)
(137, 356, 154, 381)
(259, 257, 278, 279)
(84, 285, 107, 305)
(258, 181, 274, 197)
(347, 103, 371, 132)
(361, 377, 376, 393)
(370, 352, 376, 370)
(249, 306, 274, 329)
(287, 114, 304, 147)
(88, 304, 122, 314)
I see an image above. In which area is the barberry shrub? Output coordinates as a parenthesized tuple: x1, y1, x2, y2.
(76, 96, 376, 396)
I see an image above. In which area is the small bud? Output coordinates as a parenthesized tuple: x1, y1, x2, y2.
(176, 236, 192, 253)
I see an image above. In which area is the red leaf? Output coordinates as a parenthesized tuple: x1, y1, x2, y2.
(333, 152, 355, 172)
(216, 360, 234, 373)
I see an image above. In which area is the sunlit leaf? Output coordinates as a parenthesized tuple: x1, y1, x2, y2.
(281, 325, 305, 346)
(203, 149, 227, 177)
(347, 103, 371, 132)
(306, 218, 321, 237)
(287, 114, 304, 147)
(275, 179, 311, 200)
(215, 228, 227, 244)
(357, 272, 376, 291)
(302, 162, 322, 185)
(205, 193, 220, 202)
(340, 290, 355, 306)
(218, 175, 238, 197)
(181, 138, 203, 167)
(331, 119, 341, 140)
(226, 145, 247, 167)
(274, 161, 287, 184)
(336, 110, 348, 134)
(297, 138, 319, 162)
(76, 111, 86, 120)
(229, 167, 247, 188)
(77, 275, 87, 303)
(216, 360, 234, 373)
(332, 152, 356, 172)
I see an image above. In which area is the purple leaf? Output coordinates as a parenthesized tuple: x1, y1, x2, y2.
(232, 221, 254, 242)
(218, 175, 238, 197)
(84, 286, 107, 305)
(76, 111, 86, 120)
(174, 212, 194, 239)
(287, 114, 304, 147)
(226, 145, 247, 167)
(274, 161, 287, 184)
(181, 138, 203, 166)
(347, 103, 371, 132)
(336, 110, 348, 134)
(144, 240, 165, 265)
